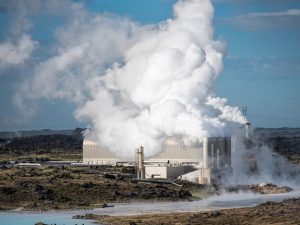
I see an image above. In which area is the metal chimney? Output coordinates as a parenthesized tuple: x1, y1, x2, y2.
(136, 145, 145, 179)
(245, 122, 251, 139)
(203, 137, 209, 168)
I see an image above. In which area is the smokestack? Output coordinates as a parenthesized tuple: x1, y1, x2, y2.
(245, 122, 251, 139)
(203, 137, 209, 168)
(216, 148, 220, 169)
(136, 145, 145, 179)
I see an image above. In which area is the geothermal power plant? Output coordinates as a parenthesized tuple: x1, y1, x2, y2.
(82, 124, 249, 184)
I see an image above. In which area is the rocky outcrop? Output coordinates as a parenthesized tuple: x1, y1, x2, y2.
(226, 183, 293, 194)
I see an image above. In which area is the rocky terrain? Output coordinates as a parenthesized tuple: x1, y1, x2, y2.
(0, 166, 214, 211)
(226, 183, 293, 195)
(83, 198, 300, 225)
(0, 165, 293, 211)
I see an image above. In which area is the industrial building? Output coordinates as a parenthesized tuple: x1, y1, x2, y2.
(83, 139, 120, 165)
(83, 137, 202, 165)
(145, 164, 194, 179)
(82, 135, 233, 184)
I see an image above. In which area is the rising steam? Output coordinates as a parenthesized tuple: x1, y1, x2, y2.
(10, 0, 246, 158)
(230, 132, 300, 189)
(75, 0, 247, 158)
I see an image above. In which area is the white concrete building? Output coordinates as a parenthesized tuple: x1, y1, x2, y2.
(82, 139, 120, 165)
(144, 164, 194, 179)
(82, 136, 232, 184)
(181, 168, 212, 184)
(82, 137, 202, 165)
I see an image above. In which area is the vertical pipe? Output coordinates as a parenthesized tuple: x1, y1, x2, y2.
(141, 146, 145, 179)
(245, 122, 251, 139)
(136, 146, 145, 179)
(203, 137, 208, 168)
(211, 143, 214, 168)
(227, 137, 231, 167)
(216, 148, 220, 169)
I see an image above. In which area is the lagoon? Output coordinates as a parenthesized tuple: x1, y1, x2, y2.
(0, 211, 95, 225)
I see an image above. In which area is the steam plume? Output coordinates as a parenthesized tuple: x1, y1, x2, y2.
(13, 0, 246, 158)
(75, 0, 246, 158)
(230, 132, 300, 189)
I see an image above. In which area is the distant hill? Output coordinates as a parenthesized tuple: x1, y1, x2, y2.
(0, 128, 85, 138)
(0, 128, 85, 156)
(254, 128, 300, 163)
(255, 127, 300, 139)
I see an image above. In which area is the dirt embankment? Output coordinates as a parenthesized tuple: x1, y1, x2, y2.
(0, 166, 214, 211)
(86, 198, 300, 225)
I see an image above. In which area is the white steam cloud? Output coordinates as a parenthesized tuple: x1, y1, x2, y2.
(13, 0, 247, 158)
(230, 133, 300, 189)
(75, 0, 247, 158)
(0, 0, 82, 73)
(0, 35, 37, 72)
(0, 0, 37, 73)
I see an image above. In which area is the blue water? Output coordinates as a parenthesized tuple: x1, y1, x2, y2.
(0, 211, 95, 225)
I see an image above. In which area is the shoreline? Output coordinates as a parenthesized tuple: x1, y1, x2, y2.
(0, 198, 193, 213)
(1, 182, 298, 213)
(1, 189, 299, 225)
(3, 189, 298, 214)
(86, 197, 300, 225)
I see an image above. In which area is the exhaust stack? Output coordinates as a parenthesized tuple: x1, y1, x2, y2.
(245, 122, 251, 139)
(136, 145, 145, 179)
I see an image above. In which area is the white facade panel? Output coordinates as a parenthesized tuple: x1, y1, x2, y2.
(145, 165, 167, 178)
(82, 137, 203, 165)
(82, 140, 120, 164)
(145, 165, 194, 179)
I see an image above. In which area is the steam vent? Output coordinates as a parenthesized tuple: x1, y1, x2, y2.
(83, 136, 232, 184)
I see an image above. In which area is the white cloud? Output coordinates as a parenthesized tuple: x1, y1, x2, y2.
(222, 9, 300, 31)
(13, 8, 154, 117)
(0, 35, 37, 72)
(0, 0, 85, 74)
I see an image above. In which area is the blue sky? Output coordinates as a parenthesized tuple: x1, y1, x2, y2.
(0, 0, 300, 131)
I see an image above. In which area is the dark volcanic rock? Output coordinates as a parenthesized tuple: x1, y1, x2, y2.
(103, 173, 116, 179)
(226, 183, 293, 194)
(72, 213, 99, 219)
(35, 222, 48, 225)
(17, 180, 54, 200)
(0, 134, 82, 153)
(0, 186, 16, 195)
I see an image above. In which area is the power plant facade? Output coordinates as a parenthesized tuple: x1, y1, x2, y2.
(82, 136, 232, 184)
(82, 139, 120, 165)
(83, 137, 203, 165)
